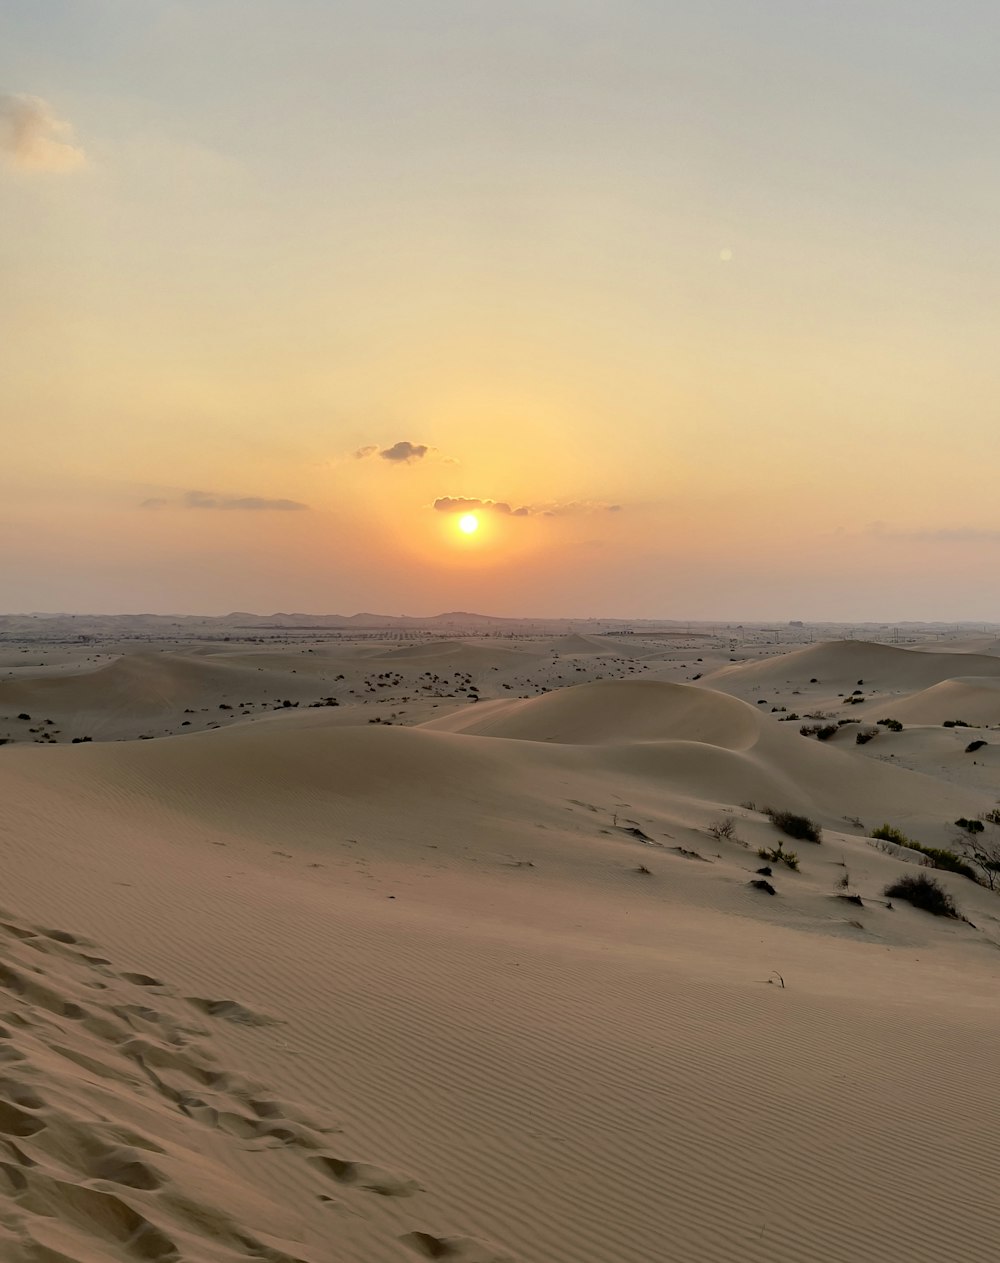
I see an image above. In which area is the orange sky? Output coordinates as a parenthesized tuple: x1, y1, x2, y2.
(3, 2, 1000, 618)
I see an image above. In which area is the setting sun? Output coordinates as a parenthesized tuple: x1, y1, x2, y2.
(458, 513, 479, 535)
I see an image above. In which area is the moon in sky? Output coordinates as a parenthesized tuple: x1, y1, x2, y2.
(458, 513, 479, 535)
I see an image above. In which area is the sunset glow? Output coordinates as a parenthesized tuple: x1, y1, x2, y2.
(3, 4, 1000, 620)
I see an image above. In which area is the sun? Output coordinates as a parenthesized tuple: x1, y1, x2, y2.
(458, 513, 479, 535)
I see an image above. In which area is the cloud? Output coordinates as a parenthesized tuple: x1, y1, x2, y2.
(0, 95, 86, 172)
(380, 441, 428, 463)
(353, 440, 430, 463)
(867, 522, 1000, 543)
(434, 497, 518, 515)
(433, 497, 622, 518)
(141, 490, 309, 511)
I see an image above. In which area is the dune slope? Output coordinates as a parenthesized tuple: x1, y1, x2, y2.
(2, 652, 1000, 1262)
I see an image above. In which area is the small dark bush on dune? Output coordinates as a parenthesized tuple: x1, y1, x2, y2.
(766, 808, 822, 843)
(884, 874, 959, 919)
(707, 817, 737, 841)
(965, 740, 987, 753)
(757, 845, 799, 870)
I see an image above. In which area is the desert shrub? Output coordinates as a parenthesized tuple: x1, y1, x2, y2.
(767, 808, 822, 843)
(750, 879, 777, 895)
(815, 725, 838, 741)
(943, 719, 970, 728)
(856, 728, 879, 745)
(17, 713, 30, 721)
(877, 718, 904, 732)
(757, 845, 799, 870)
(871, 823, 909, 845)
(707, 817, 737, 841)
(869, 825, 977, 880)
(884, 874, 959, 918)
(914, 847, 977, 880)
(956, 818, 985, 834)
(983, 809, 1000, 826)
(965, 740, 987, 753)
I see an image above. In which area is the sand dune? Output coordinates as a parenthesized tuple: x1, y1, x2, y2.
(0, 652, 332, 738)
(706, 639, 1000, 694)
(865, 676, 1000, 727)
(3, 632, 1000, 1261)
(543, 633, 625, 655)
(424, 678, 762, 748)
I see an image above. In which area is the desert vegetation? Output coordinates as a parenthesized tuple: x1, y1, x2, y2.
(766, 808, 822, 843)
(884, 874, 959, 919)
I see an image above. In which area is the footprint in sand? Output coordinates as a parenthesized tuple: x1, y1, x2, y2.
(400, 1230, 515, 1262)
(309, 1154, 420, 1197)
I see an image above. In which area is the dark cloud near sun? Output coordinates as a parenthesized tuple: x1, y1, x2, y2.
(353, 441, 430, 463)
(141, 490, 309, 511)
(381, 441, 428, 463)
(434, 497, 524, 516)
(433, 497, 621, 517)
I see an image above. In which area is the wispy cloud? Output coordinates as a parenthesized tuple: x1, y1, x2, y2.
(867, 522, 1000, 543)
(433, 497, 622, 517)
(0, 94, 86, 172)
(354, 440, 430, 463)
(141, 490, 309, 511)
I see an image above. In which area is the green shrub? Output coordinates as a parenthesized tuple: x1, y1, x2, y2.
(871, 823, 909, 845)
(767, 808, 822, 843)
(870, 825, 977, 880)
(877, 718, 903, 732)
(856, 728, 879, 745)
(884, 874, 959, 918)
(757, 845, 799, 870)
(956, 818, 985, 834)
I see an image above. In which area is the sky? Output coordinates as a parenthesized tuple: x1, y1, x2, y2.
(3, 0, 1000, 620)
